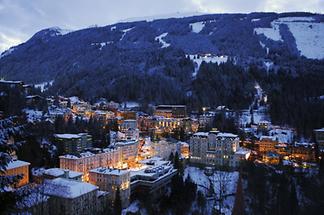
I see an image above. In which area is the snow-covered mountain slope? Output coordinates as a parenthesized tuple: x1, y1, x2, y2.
(254, 16, 324, 59)
(0, 12, 323, 87)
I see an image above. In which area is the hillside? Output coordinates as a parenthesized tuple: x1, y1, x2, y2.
(0, 12, 324, 105)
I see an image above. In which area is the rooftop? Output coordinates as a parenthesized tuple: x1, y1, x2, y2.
(44, 168, 83, 178)
(44, 178, 98, 198)
(90, 167, 129, 176)
(6, 160, 30, 170)
(216, 132, 238, 138)
(193, 132, 209, 137)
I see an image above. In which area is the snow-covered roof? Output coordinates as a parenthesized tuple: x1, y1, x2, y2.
(44, 168, 82, 178)
(54, 133, 82, 139)
(235, 148, 251, 155)
(90, 167, 129, 176)
(193, 132, 209, 137)
(44, 178, 98, 198)
(6, 160, 30, 170)
(315, 128, 324, 132)
(217, 132, 238, 138)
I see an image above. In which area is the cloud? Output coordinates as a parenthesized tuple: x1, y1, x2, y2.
(0, 0, 323, 53)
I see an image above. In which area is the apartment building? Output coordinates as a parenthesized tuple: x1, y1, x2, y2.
(89, 168, 130, 208)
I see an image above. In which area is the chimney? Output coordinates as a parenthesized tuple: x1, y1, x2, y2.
(63, 170, 69, 179)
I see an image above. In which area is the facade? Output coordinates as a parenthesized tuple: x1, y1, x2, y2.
(314, 128, 324, 152)
(256, 136, 278, 154)
(291, 142, 316, 162)
(190, 131, 249, 168)
(2, 160, 30, 188)
(54, 133, 92, 155)
(59, 147, 123, 181)
(152, 139, 178, 160)
(44, 178, 104, 215)
(154, 105, 187, 118)
(119, 119, 137, 131)
(89, 168, 130, 208)
(115, 140, 139, 164)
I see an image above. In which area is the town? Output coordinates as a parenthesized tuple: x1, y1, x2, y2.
(1, 79, 323, 215)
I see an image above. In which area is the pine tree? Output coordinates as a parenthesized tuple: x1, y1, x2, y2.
(114, 188, 122, 215)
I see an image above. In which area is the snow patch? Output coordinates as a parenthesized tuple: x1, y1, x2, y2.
(34, 80, 54, 92)
(254, 22, 283, 41)
(187, 54, 228, 77)
(190, 21, 205, 33)
(155, 33, 170, 48)
(251, 18, 261, 22)
(23, 109, 43, 123)
(120, 27, 134, 41)
(0, 47, 16, 59)
(91, 41, 113, 50)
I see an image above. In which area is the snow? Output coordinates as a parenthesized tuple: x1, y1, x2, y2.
(190, 21, 205, 33)
(34, 80, 54, 92)
(0, 47, 16, 59)
(251, 18, 261, 22)
(121, 101, 140, 109)
(217, 133, 238, 138)
(264, 61, 273, 71)
(279, 20, 324, 59)
(120, 27, 134, 41)
(277, 17, 315, 22)
(6, 160, 30, 170)
(54, 133, 81, 139)
(155, 33, 170, 48)
(69, 96, 80, 104)
(23, 109, 43, 123)
(254, 22, 283, 41)
(44, 178, 98, 198)
(187, 54, 228, 77)
(44, 168, 83, 178)
(255, 16, 324, 59)
(184, 167, 239, 215)
(193, 132, 209, 137)
(122, 201, 140, 215)
(48, 27, 72, 36)
(269, 128, 294, 144)
(91, 41, 113, 50)
(110, 26, 116, 31)
(90, 167, 129, 176)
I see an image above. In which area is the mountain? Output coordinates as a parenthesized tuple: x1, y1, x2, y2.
(0, 12, 324, 105)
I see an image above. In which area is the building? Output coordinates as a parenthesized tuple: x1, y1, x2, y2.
(130, 157, 177, 198)
(115, 140, 139, 165)
(256, 136, 278, 154)
(119, 119, 137, 131)
(189, 132, 209, 164)
(314, 128, 324, 152)
(154, 105, 187, 118)
(54, 133, 92, 155)
(89, 168, 130, 208)
(291, 142, 316, 162)
(179, 141, 190, 159)
(44, 178, 107, 215)
(59, 147, 123, 181)
(189, 131, 250, 168)
(152, 139, 178, 160)
(2, 160, 30, 188)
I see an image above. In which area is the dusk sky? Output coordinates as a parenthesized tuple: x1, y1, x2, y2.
(0, 0, 323, 52)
